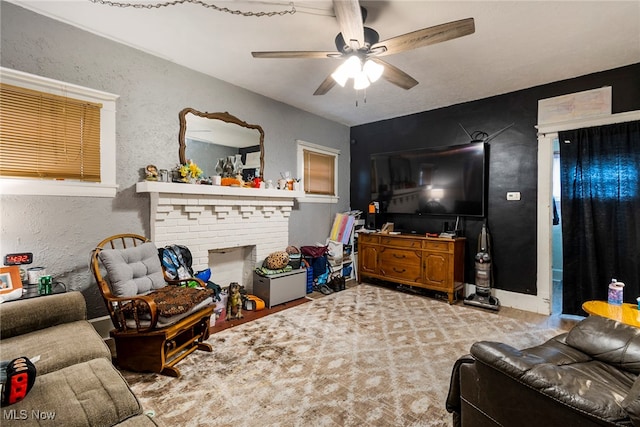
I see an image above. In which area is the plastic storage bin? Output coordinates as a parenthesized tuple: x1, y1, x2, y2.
(306, 266, 314, 293)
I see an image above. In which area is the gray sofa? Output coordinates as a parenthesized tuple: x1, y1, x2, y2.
(0, 291, 156, 426)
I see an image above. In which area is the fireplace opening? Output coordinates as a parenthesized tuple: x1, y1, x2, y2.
(209, 246, 257, 292)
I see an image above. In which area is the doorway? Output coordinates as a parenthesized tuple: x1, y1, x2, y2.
(538, 110, 640, 317)
(537, 109, 640, 317)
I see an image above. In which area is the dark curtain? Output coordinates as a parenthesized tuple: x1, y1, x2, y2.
(559, 121, 640, 315)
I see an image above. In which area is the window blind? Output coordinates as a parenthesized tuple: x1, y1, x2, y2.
(0, 83, 102, 182)
(303, 149, 335, 195)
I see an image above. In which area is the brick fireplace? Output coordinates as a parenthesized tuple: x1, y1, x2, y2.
(136, 181, 302, 288)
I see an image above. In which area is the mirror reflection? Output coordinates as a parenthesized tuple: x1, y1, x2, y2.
(178, 108, 264, 181)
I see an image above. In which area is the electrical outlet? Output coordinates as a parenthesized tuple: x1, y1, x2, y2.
(506, 192, 521, 201)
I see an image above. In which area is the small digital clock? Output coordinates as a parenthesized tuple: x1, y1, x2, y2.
(4, 252, 33, 266)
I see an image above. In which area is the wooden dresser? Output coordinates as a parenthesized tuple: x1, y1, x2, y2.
(358, 233, 465, 303)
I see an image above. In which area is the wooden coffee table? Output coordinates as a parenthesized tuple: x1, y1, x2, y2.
(582, 300, 640, 327)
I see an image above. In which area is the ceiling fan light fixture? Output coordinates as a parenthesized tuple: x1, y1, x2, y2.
(353, 70, 370, 90)
(331, 67, 349, 87)
(331, 55, 362, 86)
(343, 55, 362, 77)
(363, 59, 384, 83)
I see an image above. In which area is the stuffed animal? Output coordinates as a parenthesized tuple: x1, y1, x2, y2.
(265, 251, 289, 270)
(226, 282, 243, 320)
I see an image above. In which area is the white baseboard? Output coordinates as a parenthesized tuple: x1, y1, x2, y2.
(464, 283, 551, 315)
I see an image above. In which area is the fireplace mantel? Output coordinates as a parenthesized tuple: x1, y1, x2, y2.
(136, 181, 301, 271)
(136, 181, 304, 199)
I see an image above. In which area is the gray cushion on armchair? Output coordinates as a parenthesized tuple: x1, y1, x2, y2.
(98, 241, 165, 297)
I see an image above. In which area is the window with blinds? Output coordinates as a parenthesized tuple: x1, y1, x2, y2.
(296, 140, 340, 203)
(303, 149, 336, 196)
(0, 83, 102, 182)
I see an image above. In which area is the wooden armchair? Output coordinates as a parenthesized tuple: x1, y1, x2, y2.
(90, 233, 214, 377)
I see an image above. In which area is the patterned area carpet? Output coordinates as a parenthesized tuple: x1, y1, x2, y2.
(122, 284, 565, 426)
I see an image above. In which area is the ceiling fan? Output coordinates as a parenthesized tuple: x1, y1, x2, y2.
(251, 0, 475, 95)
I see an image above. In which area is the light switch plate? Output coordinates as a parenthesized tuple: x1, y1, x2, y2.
(506, 192, 521, 201)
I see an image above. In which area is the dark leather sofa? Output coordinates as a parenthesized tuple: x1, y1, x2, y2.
(446, 315, 640, 426)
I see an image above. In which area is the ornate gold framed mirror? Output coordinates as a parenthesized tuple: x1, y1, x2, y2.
(178, 108, 265, 180)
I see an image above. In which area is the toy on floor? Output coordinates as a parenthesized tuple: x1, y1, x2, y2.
(1, 357, 36, 406)
(226, 282, 244, 320)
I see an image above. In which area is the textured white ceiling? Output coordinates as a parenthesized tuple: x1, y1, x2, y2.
(9, 0, 640, 126)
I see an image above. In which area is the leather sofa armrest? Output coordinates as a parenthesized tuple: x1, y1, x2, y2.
(0, 291, 86, 339)
(446, 354, 475, 420)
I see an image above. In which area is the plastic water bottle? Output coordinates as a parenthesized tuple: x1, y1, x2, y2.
(608, 278, 624, 305)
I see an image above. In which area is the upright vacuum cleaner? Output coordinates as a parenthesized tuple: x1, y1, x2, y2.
(464, 222, 500, 310)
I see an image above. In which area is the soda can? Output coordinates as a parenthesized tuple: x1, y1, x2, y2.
(39, 275, 53, 295)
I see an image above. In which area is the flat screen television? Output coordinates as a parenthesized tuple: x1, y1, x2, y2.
(370, 142, 487, 217)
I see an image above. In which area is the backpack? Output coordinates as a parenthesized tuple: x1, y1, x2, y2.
(159, 245, 194, 280)
(158, 245, 223, 302)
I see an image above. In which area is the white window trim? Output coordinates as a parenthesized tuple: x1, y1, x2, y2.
(296, 139, 339, 204)
(0, 67, 119, 197)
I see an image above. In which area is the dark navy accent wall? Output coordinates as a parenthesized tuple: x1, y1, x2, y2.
(350, 63, 640, 295)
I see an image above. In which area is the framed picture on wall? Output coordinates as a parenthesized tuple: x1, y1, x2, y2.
(0, 266, 22, 294)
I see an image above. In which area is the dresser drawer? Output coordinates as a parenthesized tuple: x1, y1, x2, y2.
(380, 236, 422, 249)
(379, 248, 421, 266)
(379, 261, 423, 282)
(424, 240, 453, 252)
(359, 234, 379, 244)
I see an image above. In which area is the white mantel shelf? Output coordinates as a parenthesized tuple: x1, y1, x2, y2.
(136, 181, 304, 199)
(136, 180, 300, 258)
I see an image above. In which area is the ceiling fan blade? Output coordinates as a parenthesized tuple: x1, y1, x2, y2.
(371, 58, 418, 90)
(333, 0, 365, 50)
(252, 51, 338, 59)
(372, 18, 475, 57)
(313, 74, 337, 96)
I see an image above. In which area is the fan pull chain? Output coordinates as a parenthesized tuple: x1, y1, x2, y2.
(355, 89, 367, 107)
